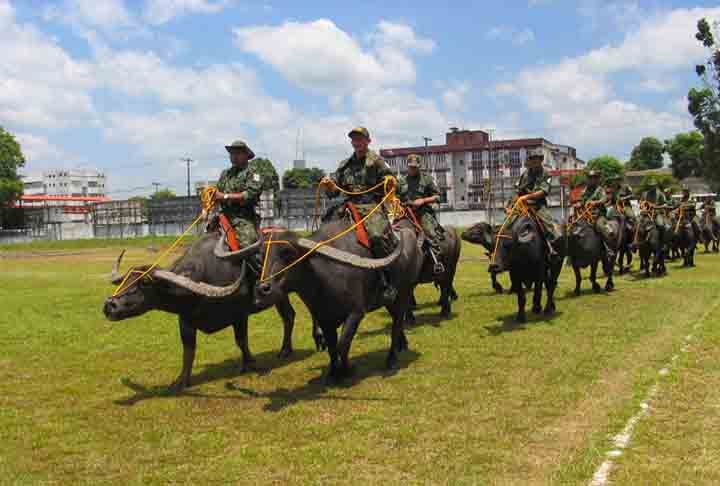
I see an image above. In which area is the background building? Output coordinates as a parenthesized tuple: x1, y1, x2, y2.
(22, 169, 107, 197)
(380, 128, 584, 210)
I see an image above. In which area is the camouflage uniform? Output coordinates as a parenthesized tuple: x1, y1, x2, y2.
(702, 199, 719, 227)
(509, 167, 560, 244)
(679, 193, 702, 240)
(640, 188, 668, 232)
(327, 149, 394, 252)
(216, 164, 263, 247)
(580, 183, 614, 244)
(400, 171, 443, 251)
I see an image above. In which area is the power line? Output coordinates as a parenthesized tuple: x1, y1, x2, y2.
(180, 157, 193, 198)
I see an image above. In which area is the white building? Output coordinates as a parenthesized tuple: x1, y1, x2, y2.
(22, 169, 107, 197)
(380, 128, 585, 210)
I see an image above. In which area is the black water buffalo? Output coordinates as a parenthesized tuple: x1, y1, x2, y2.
(461, 222, 506, 293)
(565, 214, 619, 294)
(632, 217, 667, 277)
(700, 214, 720, 253)
(615, 217, 635, 275)
(487, 215, 563, 323)
(102, 233, 317, 391)
(673, 216, 698, 267)
(405, 220, 461, 321)
(254, 218, 423, 383)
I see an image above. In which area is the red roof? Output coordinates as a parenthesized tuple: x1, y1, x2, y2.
(380, 138, 550, 157)
(20, 195, 112, 202)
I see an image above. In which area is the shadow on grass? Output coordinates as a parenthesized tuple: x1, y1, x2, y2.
(114, 348, 315, 406)
(226, 348, 420, 412)
(357, 311, 454, 340)
(484, 310, 564, 336)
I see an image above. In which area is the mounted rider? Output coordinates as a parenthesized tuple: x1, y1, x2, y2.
(640, 179, 668, 240)
(678, 184, 702, 241)
(214, 140, 264, 251)
(575, 169, 615, 258)
(319, 127, 398, 304)
(605, 174, 634, 223)
(399, 153, 445, 269)
(509, 148, 561, 257)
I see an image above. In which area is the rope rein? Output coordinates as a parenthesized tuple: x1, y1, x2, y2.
(260, 176, 402, 283)
(112, 186, 218, 297)
(489, 197, 536, 265)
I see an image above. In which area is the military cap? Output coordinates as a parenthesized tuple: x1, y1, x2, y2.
(682, 184, 690, 192)
(225, 140, 255, 159)
(348, 126, 370, 139)
(646, 179, 658, 187)
(406, 154, 422, 168)
(663, 187, 673, 193)
(587, 169, 600, 177)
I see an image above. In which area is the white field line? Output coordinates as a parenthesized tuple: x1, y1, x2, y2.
(588, 301, 718, 486)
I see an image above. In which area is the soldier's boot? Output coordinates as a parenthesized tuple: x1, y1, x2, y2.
(426, 242, 445, 275)
(372, 240, 398, 304)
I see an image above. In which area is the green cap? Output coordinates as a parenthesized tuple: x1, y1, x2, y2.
(225, 140, 255, 159)
(647, 179, 658, 187)
(348, 126, 370, 139)
(406, 154, 421, 167)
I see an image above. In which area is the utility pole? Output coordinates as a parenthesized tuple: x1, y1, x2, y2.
(180, 157, 192, 197)
(423, 137, 432, 170)
(152, 182, 160, 195)
(487, 129, 495, 225)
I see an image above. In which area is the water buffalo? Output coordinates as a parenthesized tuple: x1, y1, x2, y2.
(615, 217, 635, 275)
(488, 214, 563, 323)
(254, 219, 423, 383)
(673, 217, 697, 267)
(461, 222, 506, 293)
(700, 214, 720, 253)
(404, 219, 461, 321)
(565, 214, 619, 294)
(102, 233, 318, 391)
(632, 217, 666, 277)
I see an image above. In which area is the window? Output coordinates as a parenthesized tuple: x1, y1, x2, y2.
(509, 150, 521, 178)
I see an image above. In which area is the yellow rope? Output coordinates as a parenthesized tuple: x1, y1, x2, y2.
(112, 186, 218, 297)
(490, 197, 533, 265)
(261, 176, 400, 283)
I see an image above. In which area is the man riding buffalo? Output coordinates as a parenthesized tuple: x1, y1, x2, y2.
(399, 154, 444, 265)
(319, 127, 398, 303)
(575, 169, 615, 259)
(640, 180, 668, 241)
(507, 148, 561, 258)
(678, 185, 702, 242)
(213, 140, 263, 252)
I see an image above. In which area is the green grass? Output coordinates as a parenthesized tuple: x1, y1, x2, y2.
(0, 234, 196, 253)
(1, 243, 719, 484)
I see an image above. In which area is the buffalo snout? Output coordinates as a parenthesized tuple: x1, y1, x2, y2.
(103, 298, 119, 320)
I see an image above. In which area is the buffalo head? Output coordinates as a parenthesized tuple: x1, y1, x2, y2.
(103, 250, 245, 321)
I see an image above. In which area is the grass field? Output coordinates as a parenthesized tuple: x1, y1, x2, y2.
(1, 239, 719, 485)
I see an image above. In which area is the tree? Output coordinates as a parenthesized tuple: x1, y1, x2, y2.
(665, 131, 705, 179)
(150, 189, 176, 200)
(625, 137, 665, 171)
(688, 18, 720, 191)
(0, 126, 25, 208)
(282, 167, 326, 189)
(635, 174, 680, 196)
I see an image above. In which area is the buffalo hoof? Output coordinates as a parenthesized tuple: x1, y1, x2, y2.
(605, 282, 615, 292)
(493, 284, 504, 294)
(386, 353, 399, 370)
(531, 305, 542, 315)
(277, 347, 293, 359)
(543, 304, 556, 316)
(450, 289, 459, 301)
(592, 283, 602, 293)
(573, 288, 581, 297)
(168, 375, 191, 393)
(516, 312, 527, 324)
(440, 305, 451, 318)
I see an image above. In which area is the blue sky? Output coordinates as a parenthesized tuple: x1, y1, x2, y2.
(1, 0, 718, 197)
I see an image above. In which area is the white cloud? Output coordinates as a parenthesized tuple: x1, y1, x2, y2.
(0, 2, 96, 128)
(233, 19, 434, 97)
(639, 78, 678, 93)
(143, 0, 229, 25)
(485, 26, 535, 45)
(46, 0, 134, 27)
(14, 132, 69, 163)
(441, 81, 471, 111)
